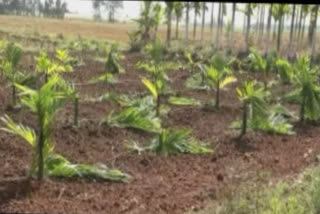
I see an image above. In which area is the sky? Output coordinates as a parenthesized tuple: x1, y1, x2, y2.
(65, 1, 250, 27)
(65, 1, 141, 20)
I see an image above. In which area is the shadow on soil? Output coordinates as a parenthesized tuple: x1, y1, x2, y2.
(0, 177, 31, 206)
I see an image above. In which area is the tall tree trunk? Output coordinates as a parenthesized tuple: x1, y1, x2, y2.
(175, 18, 179, 40)
(193, 7, 197, 40)
(215, 3, 222, 50)
(210, 3, 214, 42)
(220, 3, 224, 37)
(258, 5, 265, 45)
(301, 15, 306, 43)
(277, 17, 282, 52)
(287, 4, 296, 59)
(265, 4, 273, 56)
(243, 11, 247, 36)
(167, 9, 172, 46)
(245, 4, 251, 52)
(272, 19, 277, 42)
(256, 5, 261, 39)
(297, 6, 303, 46)
(201, 3, 206, 43)
(228, 3, 236, 53)
(294, 5, 300, 40)
(310, 5, 319, 60)
(308, 9, 314, 47)
(261, 6, 265, 38)
(185, 2, 189, 44)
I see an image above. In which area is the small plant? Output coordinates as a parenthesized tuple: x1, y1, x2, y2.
(1, 42, 22, 106)
(90, 43, 124, 84)
(276, 58, 294, 84)
(141, 76, 167, 117)
(36, 49, 73, 83)
(184, 50, 202, 74)
(236, 81, 268, 137)
(106, 104, 161, 134)
(168, 96, 202, 107)
(137, 39, 175, 116)
(292, 56, 320, 122)
(104, 43, 125, 74)
(233, 80, 293, 137)
(127, 128, 213, 156)
(247, 49, 270, 90)
(1, 75, 129, 182)
(203, 53, 237, 108)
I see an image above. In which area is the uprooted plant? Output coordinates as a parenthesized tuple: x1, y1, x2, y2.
(1, 74, 129, 182)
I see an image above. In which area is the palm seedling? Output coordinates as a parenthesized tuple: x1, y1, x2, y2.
(275, 58, 294, 84)
(236, 80, 268, 137)
(104, 43, 125, 74)
(184, 50, 203, 74)
(1, 75, 129, 182)
(36, 48, 73, 84)
(90, 43, 124, 84)
(234, 80, 293, 138)
(127, 128, 213, 156)
(150, 128, 213, 156)
(2, 74, 71, 180)
(247, 49, 273, 90)
(202, 53, 237, 108)
(137, 39, 175, 116)
(1, 42, 22, 106)
(292, 56, 320, 122)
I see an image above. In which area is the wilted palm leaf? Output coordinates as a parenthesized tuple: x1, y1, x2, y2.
(168, 96, 202, 106)
(106, 106, 161, 134)
(127, 128, 213, 155)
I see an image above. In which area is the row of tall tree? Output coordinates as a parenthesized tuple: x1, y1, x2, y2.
(134, 2, 319, 59)
(0, 0, 68, 19)
(92, 0, 123, 22)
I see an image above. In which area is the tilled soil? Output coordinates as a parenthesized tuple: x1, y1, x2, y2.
(0, 51, 319, 214)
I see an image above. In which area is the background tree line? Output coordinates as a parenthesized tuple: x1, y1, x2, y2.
(92, 0, 123, 22)
(127, 2, 319, 59)
(0, 0, 68, 19)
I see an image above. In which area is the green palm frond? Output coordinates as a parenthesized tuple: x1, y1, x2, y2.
(276, 58, 293, 84)
(1, 115, 36, 147)
(168, 96, 202, 106)
(106, 106, 161, 134)
(292, 55, 320, 121)
(127, 128, 213, 155)
(233, 81, 293, 135)
(45, 154, 130, 182)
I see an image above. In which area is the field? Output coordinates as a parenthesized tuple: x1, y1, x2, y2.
(0, 15, 310, 54)
(0, 15, 319, 214)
